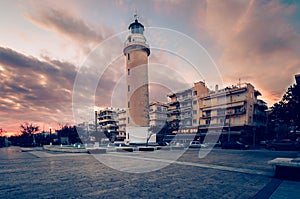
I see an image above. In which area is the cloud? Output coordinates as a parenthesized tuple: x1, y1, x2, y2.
(198, 0, 300, 105)
(0, 46, 78, 131)
(23, 2, 114, 55)
(0, 46, 134, 131)
(4, 0, 299, 133)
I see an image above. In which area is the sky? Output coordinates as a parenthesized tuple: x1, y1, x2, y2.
(1, 0, 300, 135)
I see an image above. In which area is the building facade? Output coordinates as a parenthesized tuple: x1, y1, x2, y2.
(116, 109, 127, 132)
(97, 108, 125, 142)
(149, 101, 168, 128)
(167, 81, 209, 134)
(295, 74, 300, 85)
(167, 81, 267, 144)
(198, 83, 267, 143)
(166, 93, 180, 133)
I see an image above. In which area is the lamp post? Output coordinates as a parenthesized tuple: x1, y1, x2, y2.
(253, 127, 256, 147)
(228, 95, 232, 142)
(228, 111, 231, 142)
(49, 126, 52, 145)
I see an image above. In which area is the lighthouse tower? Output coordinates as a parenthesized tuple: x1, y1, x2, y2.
(123, 15, 150, 143)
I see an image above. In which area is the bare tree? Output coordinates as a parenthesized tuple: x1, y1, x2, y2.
(0, 128, 6, 137)
(20, 122, 39, 136)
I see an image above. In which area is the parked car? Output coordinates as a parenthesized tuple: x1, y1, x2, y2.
(188, 141, 209, 148)
(221, 141, 249, 150)
(204, 141, 222, 148)
(189, 141, 201, 148)
(107, 143, 126, 148)
(265, 139, 300, 151)
(169, 141, 184, 147)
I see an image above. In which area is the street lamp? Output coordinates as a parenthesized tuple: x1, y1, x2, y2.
(49, 126, 52, 145)
(228, 111, 231, 142)
(228, 95, 232, 142)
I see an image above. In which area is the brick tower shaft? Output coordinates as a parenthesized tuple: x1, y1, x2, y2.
(123, 17, 150, 128)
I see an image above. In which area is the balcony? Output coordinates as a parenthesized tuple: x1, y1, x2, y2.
(168, 101, 179, 106)
(178, 97, 192, 103)
(180, 106, 192, 111)
(201, 114, 211, 119)
(202, 101, 245, 110)
(99, 118, 116, 123)
(167, 106, 179, 111)
(167, 109, 180, 115)
(233, 109, 246, 115)
(167, 117, 180, 122)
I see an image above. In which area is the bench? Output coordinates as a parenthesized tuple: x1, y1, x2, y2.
(268, 158, 300, 181)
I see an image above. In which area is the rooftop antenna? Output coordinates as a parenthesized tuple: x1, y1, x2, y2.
(133, 9, 139, 21)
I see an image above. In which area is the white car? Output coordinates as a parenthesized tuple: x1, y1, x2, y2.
(189, 141, 209, 148)
(189, 141, 201, 148)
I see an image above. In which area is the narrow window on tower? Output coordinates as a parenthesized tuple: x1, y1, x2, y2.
(128, 69, 130, 75)
(128, 101, 130, 108)
(128, 85, 130, 92)
(128, 117, 130, 124)
(128, 53, 130, 60)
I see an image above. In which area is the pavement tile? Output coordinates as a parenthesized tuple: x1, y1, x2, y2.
(1, 147, 299, 198)
(270, 180, 300, 199)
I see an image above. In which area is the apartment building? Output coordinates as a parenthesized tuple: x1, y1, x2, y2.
(97, 108, 127, 141)
(167, 81, 209, 134)
(198, 83, 267, 142)
(296, 74, 300, 85)
(149, 101, 168, 128)
(100, 102, 167, 143)
(167, 81, 267, 143)
(167, 92, 182, 133)
(116, 109, 127, 132)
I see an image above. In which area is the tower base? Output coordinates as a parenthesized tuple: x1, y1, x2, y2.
(126, 126, 156, 144)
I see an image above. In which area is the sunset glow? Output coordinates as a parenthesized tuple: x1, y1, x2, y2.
(1, 0, 300, 135)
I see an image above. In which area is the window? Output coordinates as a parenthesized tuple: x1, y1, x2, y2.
(128, 117, 130, 123)
(128, 85, 130, 92)
(128, 101, 130, 108)
(193, 110, 197, 114)
(217, 109, 225, 116)
(206, 111, 211, 117)
(193, 91, 197, 96)
(128, 69, 130, 75)
(128, 53, 130, 60)
(193, 119, 197, 124)
(205, 119, 210, 125)
(193, 100, 197, 105)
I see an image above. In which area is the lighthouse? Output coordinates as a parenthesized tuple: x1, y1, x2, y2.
(123, 15, 150, 143)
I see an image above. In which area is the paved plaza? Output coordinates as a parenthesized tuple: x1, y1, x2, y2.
(0, 147, 300, 198)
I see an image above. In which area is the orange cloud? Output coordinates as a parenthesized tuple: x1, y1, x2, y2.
(196, 0, 300, 106)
